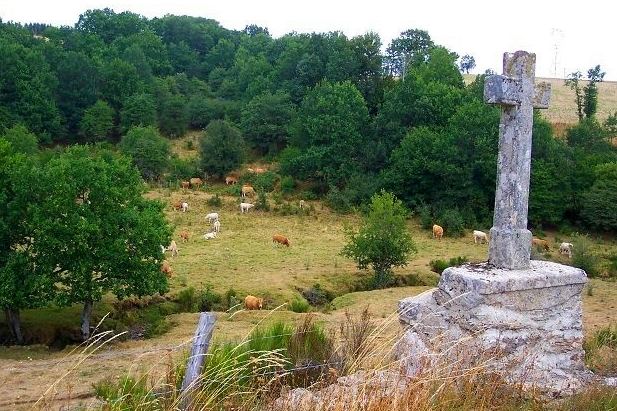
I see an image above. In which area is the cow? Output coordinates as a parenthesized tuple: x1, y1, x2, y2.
(203, 231, 217, 240)
(433, 224, 444, 240)
(252, 167, 267, 174)
(532, 238, 550, 252)
(272, 234, 290, 247)
(299, 200, 306, 209)
(559, 242, 574, 258)
(206, 212, 219, 223)
(181, 202, 189, 213)
(180, 230, 190, 242)
(172, 201, 183, 211)
(181, 181, 190, 189)
(167, 240, 179, 257)
(190, 177, 204, 189)
(225, 176, 238, 185)
(161, 260, 173, 278)
(473, 230, 488, 244)
(244, 295, 264, 310)
(241, 185, 255, 198)
(213, 220, 221, 233)
(240, 202, 254, 213)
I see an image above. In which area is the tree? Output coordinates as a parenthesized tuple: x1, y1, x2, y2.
(119, 126, 170, 180)
(120, 93, 157, 134)
(341, 191, 416, 288)
(565, 71, 584, 122)
(0, 141, 53, 344)
(459, 54, 476, 74)
(583, 65, 605, 119)
(32, 146, 172, 340)
(79, 100, 114, 142)
(581, 163, 617, 231)
(158, 94, 188, 138)
(240, 92, 295, 155)
(385, 29, 434, 76)
(1, 124, 38, 155)
(199, 120, 245, 177)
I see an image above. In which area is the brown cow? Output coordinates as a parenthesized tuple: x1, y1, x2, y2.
(161, 260, 173, 278)
(172, 201, 183, 211)
(225, 176, 238, 185)
(532, 238, 550, 252)
(241, 185, 255, 198)
(273, 234, 290, 247)
(432, 224, 444, 240)
(244, 295, 264, 310)
(180, 230, 190, 242)
(190, 177, 203, 189)
(181, 181, 190, 189)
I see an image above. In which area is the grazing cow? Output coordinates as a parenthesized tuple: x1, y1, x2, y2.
(161, 260, 173, 278)
(240, 202, 254, 213)
(213, 220, 221, 233)
(190, 177, 203, 189)
(253, 167, 267, 174)
(206, 212, 219, 223)
(532, 238, 550, 252)
(225, 176, 238, 185)
(244, 295, 264, 310)
(181, 181, 190, 189)
(473, 230, 488, 244)
(172, 201, 183, 211)
(432, 224, 444, 240)
(272, 234, 290, 247)
(181, 202, 189, 213)
(299, 200, 306, 209)
(203, 231, 217, 240)
(241, 185, 255, 198)
(559, 242, 574, 258)
(167, 240, 179, 257)
(180, 230, 190, 242)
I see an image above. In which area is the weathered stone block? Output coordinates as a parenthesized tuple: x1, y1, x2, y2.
(397, 261, 592, 395)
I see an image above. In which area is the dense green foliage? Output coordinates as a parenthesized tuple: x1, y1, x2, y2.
(342, 191, 416, 288)
(119, 126, 171, 180)
(0, 10, 616, 240)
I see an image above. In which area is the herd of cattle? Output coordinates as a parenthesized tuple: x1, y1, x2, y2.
(432, 224, 574, 258)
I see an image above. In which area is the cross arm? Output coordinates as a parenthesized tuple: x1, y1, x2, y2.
(532, 81, 551, 109)
(484, 75, 522, 106)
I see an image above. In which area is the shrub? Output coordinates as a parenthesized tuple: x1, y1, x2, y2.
(224, 288, 239, 311)
(167, 156, 199, 182)
(571, 234, 600, 277)
(207, 194, 223, 208)
(197, 286, 223, 311)
(280, 175, 295, 195)
(119, 126, 171, 180)
(255, 192, 270, 211)
(251, 171, 279, 192)
(429, 256, 468, 274)
(199, 120, 245, 177)
(440, 208, 465, 237)
(289, 297, 310, 313)
(418, 204, 432, 230)
(175, 287, 197, 312)
(326, 185, 354, 213)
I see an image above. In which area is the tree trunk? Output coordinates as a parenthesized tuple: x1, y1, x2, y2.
(81, 300, 93, 341)
(4, 308, 24, 345)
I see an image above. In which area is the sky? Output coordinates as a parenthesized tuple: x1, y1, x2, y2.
(1, 0, 615, 80)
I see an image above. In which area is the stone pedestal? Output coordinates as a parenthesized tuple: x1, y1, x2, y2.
(397, 261, 592, 395)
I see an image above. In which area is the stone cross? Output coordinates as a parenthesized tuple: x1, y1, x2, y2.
(484, 51, 551, 270)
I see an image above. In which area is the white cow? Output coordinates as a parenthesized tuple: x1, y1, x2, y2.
(213, 220, 221, 233)
(203, 231, 217, 240)
(299, 200, 306, 209)
(559, 242, 573, 258)
(473, 230, 488, 244)
(166, 240, 179, 257)
(181, 202, 189, 212)
(206, 212, 219, 223)
(240, 203, 254, 213)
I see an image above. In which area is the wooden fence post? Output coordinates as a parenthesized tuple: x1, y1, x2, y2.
(180, 312, 216, 410)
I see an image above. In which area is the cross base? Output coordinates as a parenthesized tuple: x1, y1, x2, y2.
(488, 227, 532, 270)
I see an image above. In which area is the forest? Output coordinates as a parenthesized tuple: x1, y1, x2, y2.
(1, 8, 617, 232)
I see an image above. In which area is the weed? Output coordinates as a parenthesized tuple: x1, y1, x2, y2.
(206, 194, 222, 208)
(587, 283, 594, 296)
(572, 234, 600, 277)
(429, 256, 468, 274)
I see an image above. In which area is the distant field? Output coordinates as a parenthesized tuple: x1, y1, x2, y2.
(464, 74, 617, 132)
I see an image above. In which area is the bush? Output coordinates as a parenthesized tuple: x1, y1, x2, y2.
(429, 256, 468, 274)
(440, 208, 465, 237)
(280, 175, 295, 195)
(572, 234, 600, 278)
(255, 191, 270, 211)
(289, 297, 310, 313)
(199, 120, 245, 177)
(326, 185, 354, 213)
(197, 286, 223, 311)
(207, 194, 223, 208)
(224, 288, 239, 311)
(167, 156, 199, 182)
(251, 170, 279, 192)
(418, 204, 432, 230)
(175, 287, 197, 312)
